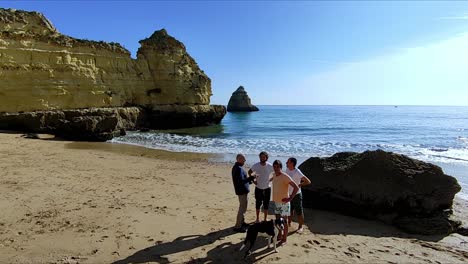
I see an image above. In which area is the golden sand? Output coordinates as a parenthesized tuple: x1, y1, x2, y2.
(0, 132, 467, 263)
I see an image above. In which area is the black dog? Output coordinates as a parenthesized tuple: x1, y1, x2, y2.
(239, 218, 285, 258)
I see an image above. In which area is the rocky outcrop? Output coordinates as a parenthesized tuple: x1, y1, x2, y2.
(0, 107, 143, 141)
(0, 105, 226, 141)
(0, 8, 225, 140)
(299, 150, 462, 235)
(227, 86, 259, 112)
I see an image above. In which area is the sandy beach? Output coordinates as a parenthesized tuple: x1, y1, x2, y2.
(0, 132, 467, 263)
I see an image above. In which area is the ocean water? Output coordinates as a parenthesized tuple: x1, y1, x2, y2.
(111, 105, 468, 200)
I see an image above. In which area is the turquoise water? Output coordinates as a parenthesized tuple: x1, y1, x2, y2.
(112, 105, 468, 199)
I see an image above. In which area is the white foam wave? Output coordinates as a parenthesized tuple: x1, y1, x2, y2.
(111, 131, 468, 165)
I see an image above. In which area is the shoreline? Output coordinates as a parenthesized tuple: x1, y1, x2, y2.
(110, 137, 468, 201)
(1, 132, 467, 263)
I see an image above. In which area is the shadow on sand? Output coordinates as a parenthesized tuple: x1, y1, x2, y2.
(112, 226, 282, 264)
(303, 208, 447, 242)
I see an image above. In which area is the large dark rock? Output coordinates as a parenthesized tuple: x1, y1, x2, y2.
(299, 149, 462, 235)
(0, 107, 142, 141)
(227, 86, 259, 112)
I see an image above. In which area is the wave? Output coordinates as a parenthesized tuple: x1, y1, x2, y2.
(111, 131, 468, 165)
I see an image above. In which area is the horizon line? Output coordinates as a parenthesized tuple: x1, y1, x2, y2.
(218, 104, 468, 107)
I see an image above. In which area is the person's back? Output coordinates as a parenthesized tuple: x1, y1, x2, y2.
(232, 162, 249, 195)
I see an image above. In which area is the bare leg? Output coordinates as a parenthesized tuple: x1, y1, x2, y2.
(263, 209, 268, 222)
(298, 213, 305, 229)
(282, 217, 289, 243)
(255, 209, 260, 222)
(275, 214, 282, 240)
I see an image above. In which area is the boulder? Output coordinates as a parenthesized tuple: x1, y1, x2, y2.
(299, 149, 462, 235)
(227, 86, 259, 112)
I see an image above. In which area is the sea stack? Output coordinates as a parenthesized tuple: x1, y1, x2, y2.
(227, 86, 259, 112)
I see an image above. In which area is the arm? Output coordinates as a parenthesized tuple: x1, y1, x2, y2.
(299, 176, 311, 188)
(248, 168, 258, 185)
(248, 169, 259, 185)
(233, 167, 255, 185)
(282, 181, 299, 203)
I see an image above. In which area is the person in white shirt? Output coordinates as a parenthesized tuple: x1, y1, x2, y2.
(248, 151, 274, 223)
(285, 157, 311, 233)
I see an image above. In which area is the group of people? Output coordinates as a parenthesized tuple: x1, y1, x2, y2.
(231, 151, 311, 245)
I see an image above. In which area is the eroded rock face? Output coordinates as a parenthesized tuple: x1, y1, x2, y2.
(0, 8, 225, 139)
(299, 150, 462, 235)
(0, 107, 143, 141)
(227, 86, 259, 112)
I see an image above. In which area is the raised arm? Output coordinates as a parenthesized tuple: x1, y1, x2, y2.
(300, 176, 311, 188)
(282, 180, 299, 203)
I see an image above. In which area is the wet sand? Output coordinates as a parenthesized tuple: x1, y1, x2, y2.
(0, 132, 467, 263)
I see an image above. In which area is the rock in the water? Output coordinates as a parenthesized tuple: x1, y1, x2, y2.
(227, 86, 259, 112)
(299, 149, 462, 235)
(0, 8, 226, 139)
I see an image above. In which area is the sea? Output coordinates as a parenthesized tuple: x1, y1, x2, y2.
(111, 105, 468, 200)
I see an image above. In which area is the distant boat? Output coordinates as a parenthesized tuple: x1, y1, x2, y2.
(394, 106, 398, 108)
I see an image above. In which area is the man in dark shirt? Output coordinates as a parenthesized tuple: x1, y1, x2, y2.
(232, 154, 255, 232)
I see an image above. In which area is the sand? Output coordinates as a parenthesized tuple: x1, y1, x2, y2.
(0, 132, 467, 263)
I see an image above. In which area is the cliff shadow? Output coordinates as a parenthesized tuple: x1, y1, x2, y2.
(302, 208, 446, 242)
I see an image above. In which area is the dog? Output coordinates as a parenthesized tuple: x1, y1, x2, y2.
(239, 218, 285, 258)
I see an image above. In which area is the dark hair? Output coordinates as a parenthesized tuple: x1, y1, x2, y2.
(287, 157, 297, 167)
(259, 151, 269, 158)
(272, 159, 282, 169)
(236, 154, 245, 160)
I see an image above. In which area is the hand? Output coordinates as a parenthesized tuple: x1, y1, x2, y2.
(282, 197, 290, 203)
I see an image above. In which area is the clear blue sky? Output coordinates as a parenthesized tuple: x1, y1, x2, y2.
(2, 1, 468, 105)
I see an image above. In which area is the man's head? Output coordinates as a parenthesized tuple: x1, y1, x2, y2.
(259, 151, 269, 164)
(286, 157, 297, 170)
(272, 159, 282, 174)
(236, 154, 246, 166)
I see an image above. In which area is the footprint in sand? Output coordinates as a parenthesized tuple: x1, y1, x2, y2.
(310, 239, 320, 245)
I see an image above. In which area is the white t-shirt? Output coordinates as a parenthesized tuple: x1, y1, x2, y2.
(250, 162, 273, 190)
(286, 168, 305, 195)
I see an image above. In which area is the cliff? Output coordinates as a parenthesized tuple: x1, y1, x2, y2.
(0, 8, 225, 140)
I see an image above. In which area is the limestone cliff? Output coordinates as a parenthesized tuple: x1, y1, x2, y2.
(0, 8, 225, 140)
(227, 86, 259, 112)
